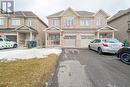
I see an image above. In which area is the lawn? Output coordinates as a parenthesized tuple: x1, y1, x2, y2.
(0, 54, 59, 87)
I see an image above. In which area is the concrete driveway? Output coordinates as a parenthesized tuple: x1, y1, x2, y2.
(50, 49, 130, 87)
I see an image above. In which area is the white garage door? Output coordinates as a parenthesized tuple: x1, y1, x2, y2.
(81, 35, 95, 48)
(63, 35, 76, 48)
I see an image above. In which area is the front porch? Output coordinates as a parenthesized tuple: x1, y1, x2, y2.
(45, 27, 62, 48)
(96, 25, 118, 38)
(15, 26, 38, 47)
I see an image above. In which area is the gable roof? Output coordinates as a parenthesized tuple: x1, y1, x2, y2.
(1, 11, 48, 27)
(15, 26, 38, 33)
(60, 7, 80, 16)
(94, 9, 110, 18)
(108, 8, 130, 22)
(97, 25, 118, 31)
(47, 8, 95, 18)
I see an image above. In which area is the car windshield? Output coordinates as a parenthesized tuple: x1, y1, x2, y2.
(102, 38, 120, 43)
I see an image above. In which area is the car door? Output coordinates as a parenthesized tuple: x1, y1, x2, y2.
(4, 38, 11, 48)
(90, 39, 96, 50)
(0, 38, 4, 49)
(93, 39, 101, 51)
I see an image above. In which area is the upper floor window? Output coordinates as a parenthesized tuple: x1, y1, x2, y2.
(27, 19, 32, 26)
(0, 18, 4, 26)
(12, 18, 21, 26)
(51, 19, 59, 27)
(96, 17, 102, 27)
(64, 17, 75, 27)
(80, 19, 90, 26)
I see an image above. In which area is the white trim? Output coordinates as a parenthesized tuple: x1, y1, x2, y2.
(0, 33, 17, 35)
(81, 34, 95, 36)
(63, 34, 76, 37)
(44, 26, 61, 31)
(97, 25, 118, 31)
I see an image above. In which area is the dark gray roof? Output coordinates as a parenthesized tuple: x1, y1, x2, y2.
(108, 8, 130, 22)
(48, 10, 64, 17)
(48, 10, 95, 17)
(76, 11, 94, 17)
(8, 11, 37, 18)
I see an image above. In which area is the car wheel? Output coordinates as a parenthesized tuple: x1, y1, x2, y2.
(120, 53, 130, 65)
(98, 48, 102, 55)
(88, 45, 91, 50)
(13, 44, 17, 48)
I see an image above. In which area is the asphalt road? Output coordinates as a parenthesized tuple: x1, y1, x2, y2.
(50, 49, 130, 87)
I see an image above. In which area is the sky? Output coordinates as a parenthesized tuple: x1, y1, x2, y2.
(14, 0, 130, 23)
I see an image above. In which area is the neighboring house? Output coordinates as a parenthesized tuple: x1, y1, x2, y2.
(0, 11, 47, 47)
(108, 8, 130, 44)
(45, 8, 117, 48)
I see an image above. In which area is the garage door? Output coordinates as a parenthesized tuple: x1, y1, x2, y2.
(63, 35, 76, 48)
(81, 35, 95, 48)
(6, 35, 17, 42)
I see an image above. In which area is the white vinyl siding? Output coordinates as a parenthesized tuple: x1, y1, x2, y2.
(12, 18, 21, 26)
(80, 19, 90, 26)
(51, 19, 60, 27)
(0, 18, 4, 26)
(64, 17, 75, 27)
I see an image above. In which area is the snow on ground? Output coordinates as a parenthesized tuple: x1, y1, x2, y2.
(0, 48, 62, 61)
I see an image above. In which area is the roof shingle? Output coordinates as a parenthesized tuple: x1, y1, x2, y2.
(48, 10, 95, 17)
(108, 8, 130, 22)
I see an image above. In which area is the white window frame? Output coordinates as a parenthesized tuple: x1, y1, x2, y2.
(64, 17, 75, 27)
(27, 18, 32, 26)
(80, 18, 90, 26)
(51, 18, 60, 27)
(12, 18, 21, 26)
(0, 18, 4, 26)
(96, 17, 102, 27)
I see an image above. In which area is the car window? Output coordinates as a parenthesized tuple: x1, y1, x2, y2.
(0, 38, 3, 41)
(92, 40, 96, 43)
(96, 39, 101, 43)
(4, 38, 10, 41)
(102, 39, 120, 43)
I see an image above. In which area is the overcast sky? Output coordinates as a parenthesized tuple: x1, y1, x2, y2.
(15, 0, 130, 23)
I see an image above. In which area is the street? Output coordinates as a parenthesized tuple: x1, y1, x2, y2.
(50, 49, 130, 87)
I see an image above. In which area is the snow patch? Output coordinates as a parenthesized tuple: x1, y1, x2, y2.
(0, 48, 62, 61)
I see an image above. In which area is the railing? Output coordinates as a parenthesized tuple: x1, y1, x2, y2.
(47, 40, 60, 46)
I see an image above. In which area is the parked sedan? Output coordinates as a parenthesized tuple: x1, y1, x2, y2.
(88, 38, 123, 54)
(0, 37, 17, 49)
(117, 47, 130, 64)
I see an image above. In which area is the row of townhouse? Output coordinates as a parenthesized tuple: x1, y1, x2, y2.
(45, 8, 117, 48)
(0, 7, 128, 48)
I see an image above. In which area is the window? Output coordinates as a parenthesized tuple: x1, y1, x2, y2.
(96, 17, 102, 27)
(51, 19, 59, 26)
(12, 18, 21, 26)
(80, 19, 90, 26)
(64, 17, 75, 27)
(0, 18, 4, 26)
(27, 19, 32, 26)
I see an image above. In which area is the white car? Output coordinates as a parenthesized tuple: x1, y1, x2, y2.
(0, 37, 17, 49)
(88, 38, 123, 54)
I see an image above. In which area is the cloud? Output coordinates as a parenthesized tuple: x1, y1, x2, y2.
(14, 0, 130, 23)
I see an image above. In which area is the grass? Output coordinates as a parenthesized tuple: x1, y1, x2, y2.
(0, 54, 59, 87)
